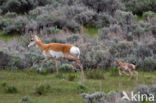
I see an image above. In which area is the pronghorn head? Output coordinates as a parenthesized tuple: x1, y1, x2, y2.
(28, 35, 41, 47)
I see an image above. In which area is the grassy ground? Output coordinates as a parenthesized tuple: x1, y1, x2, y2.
(85, 27, 98, 37)
(0, 31, 20, 42)
(0, 70, 156, 103)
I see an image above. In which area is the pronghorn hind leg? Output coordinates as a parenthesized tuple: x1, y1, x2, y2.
(64, 54, 84, 84)
(122, 70, 129, 76)
(72, 62, 77, 72)
(40, 58, 49, 71)
(76, 60, 84, 84)
(51, 58, 58, 73)
(134, 70, 138, 80)
(128, 69, 133, 80)
(64, 54, 79, 72)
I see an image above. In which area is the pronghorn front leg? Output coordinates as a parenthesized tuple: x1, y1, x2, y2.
(40, 58, 49, 71)
(118, 67, 122, 76)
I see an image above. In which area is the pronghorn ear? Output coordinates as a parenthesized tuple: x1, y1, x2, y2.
(34, 35, 40, 41)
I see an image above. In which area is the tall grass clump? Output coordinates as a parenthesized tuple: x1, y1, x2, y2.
(58, 64, 73, 72)
(86, 69, 105, 80)
(34, 83, 51, 95)
(67, 73, 77, 81)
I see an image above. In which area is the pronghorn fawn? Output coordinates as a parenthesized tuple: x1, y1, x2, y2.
(116, 59, 138, 80)
(28, 35, 84, 83)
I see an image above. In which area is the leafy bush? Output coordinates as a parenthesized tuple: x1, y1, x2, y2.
(49, 26, 61, 34)
(109, 41, 134, 58)
(4, 85, 18, 93)
(143, 11, 156, 19)
(34, 83, 50, 95)
(58, 64, 73, 72)
(67, 73, 77, 81)
(77, 84, 87, 93)
(135, 85, 150, 95)
(80, 42, 112, 69)
(99, 27, 110, 39)
(81, 0, 123, 14)
(86, 70, 105, 80)
(150, 84, 156, 100)
(143, 57, 156, 71)
(1, 82, 7, 87)
(81, 92, 106, 103)
(74, 9, 97, 27)
(1, 16, 28, 34)
(0, 51, 26, 70)
(122, 0, 156, 15)
(64, 5, 89, 19)
(0, 0, 53, 14)
(4, 12, 17, 18)
(96, 13, 116, 28)
(115, 10, 135, 25)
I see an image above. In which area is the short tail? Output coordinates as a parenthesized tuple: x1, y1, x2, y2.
(76, 48, 80, 59)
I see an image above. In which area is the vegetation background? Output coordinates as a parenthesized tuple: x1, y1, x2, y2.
(0, 0, 155, 103)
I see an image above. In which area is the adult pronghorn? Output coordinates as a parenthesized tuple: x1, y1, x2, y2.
(28, 35, 84, 82)
(116, 59, 138, 80)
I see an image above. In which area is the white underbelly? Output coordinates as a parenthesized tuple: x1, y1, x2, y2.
(49, 50, 64, 59)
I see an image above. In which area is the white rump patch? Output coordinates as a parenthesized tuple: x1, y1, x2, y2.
(70, 46, 80, 58)
(49, 50, 64, 59)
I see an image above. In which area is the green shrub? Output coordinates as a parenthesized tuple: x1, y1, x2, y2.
(66, 34, 80, 43)
(76, 84, 87, 93)
(143, 11, 156, 20)
(86, 70, 105, 80)
(135, 85, 150, 95)
(74, 9, 97, 27)
(67, 74, 77, 81)
(49, 26, 61, 34)
(58, 64, 73, 72)
(4, 12, 17, 18)
(4, 86, 18, 93)
(34, 83, 50, 95)
(96, 13, 115, 28)
(0, 0, 53, 14)
(150, 85, 156, 100)
(99, 27, 110, 39)
(122, 0, 156, 15)
(81, 0, 122, 14)
(109, 41, 133, 57)
(1, 16, 28, 34)
(64, 5, 88, 19)
(1, 82, 7, 87)
(143, 57, 156, 71)
(115, 10, 135, 25)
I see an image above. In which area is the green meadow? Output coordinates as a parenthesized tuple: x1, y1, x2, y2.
(0, 70, 155, 103)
